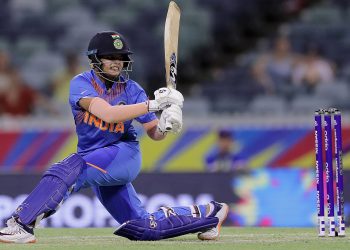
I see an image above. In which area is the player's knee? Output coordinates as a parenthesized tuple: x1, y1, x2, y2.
(108, 167, 138, 185)
(124, 168, 139, 183)
(44, 153, 85, 187)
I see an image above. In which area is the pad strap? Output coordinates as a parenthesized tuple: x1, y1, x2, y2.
(189, 205, 201, 218)
(159, 206, 176, 218)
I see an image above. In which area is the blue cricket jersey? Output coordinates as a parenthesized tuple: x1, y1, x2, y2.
(205, 148, 246, 172)
(69, 70, 156, 154)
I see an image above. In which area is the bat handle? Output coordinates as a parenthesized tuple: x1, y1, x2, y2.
(166, 84, 175, 131)
(165, 120, 172, 131)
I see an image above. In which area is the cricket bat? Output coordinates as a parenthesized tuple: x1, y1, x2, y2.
(164, 1, 181, 130)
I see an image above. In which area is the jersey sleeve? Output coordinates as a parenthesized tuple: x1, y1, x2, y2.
(69, 75, 99, 109)
(134, 89, 157, 124)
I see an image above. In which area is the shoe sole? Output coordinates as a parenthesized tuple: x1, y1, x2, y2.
(198, 203, 229, 241)
(0, 239, 36, 244)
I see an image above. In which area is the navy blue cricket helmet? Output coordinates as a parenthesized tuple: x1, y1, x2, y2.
(86, 31, 133, 61)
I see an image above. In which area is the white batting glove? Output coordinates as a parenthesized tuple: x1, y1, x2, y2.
(157, 105, 183, 134)
(148, 87, 184, 112)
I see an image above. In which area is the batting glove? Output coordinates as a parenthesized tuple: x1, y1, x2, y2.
(148, 87, 184, 112)
(157, 104, 183, 134)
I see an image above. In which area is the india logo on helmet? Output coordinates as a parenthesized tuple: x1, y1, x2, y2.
(112, 34, 124, 50)
(113, 39, 123, 49)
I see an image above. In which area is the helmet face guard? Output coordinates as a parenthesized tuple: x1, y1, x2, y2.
(88, 53, 133, 83)
(86, 31, 133, 83)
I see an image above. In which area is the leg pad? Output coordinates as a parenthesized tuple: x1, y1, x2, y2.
(14, 154, 84, 225)
(114, 214, 218, 241)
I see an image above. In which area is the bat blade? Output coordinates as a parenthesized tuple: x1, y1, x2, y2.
(164, 1, 181, 90)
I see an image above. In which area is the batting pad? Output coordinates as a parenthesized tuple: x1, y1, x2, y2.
(114, 214, 218, 241)
(14, 154, 84, 225)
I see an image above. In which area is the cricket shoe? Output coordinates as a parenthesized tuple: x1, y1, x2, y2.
(0, 217, 36, 243)
(197, 201, 229, 240)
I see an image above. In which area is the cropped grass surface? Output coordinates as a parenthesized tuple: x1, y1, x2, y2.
(1, 227, 349, 250)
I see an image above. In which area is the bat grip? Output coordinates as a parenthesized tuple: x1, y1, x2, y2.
(165, 120, 172, 131)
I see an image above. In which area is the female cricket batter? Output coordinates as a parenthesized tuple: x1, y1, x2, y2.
(0, 31, 228, 243)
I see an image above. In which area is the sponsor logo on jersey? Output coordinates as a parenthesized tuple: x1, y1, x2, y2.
(83, 112, 124, 133)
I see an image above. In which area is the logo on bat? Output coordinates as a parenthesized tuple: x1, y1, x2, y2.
(169, 53, 177, 86)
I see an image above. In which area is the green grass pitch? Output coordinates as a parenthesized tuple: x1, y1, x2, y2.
(1, 227, 350, 250)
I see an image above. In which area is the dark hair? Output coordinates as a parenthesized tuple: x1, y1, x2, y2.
(218, 129, 232, 139)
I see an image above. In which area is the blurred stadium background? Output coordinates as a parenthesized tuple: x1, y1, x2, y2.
(1, 0, 350, 229)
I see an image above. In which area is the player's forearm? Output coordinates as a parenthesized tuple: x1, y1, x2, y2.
(89, 97, 149, 123)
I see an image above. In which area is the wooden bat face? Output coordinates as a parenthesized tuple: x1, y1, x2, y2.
(164, 1, 180, 89)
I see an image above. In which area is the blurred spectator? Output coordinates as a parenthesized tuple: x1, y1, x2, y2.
(49, 52, 84, 115)
(204, 130, 246, 172)
(292, 43, 335, 93)
(0, 50, 38, 116)
(332, 0, 349, 11)
(252, 36, 298, 97)
(0, 71, 37, 116)
(0, 50, 13, 93)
